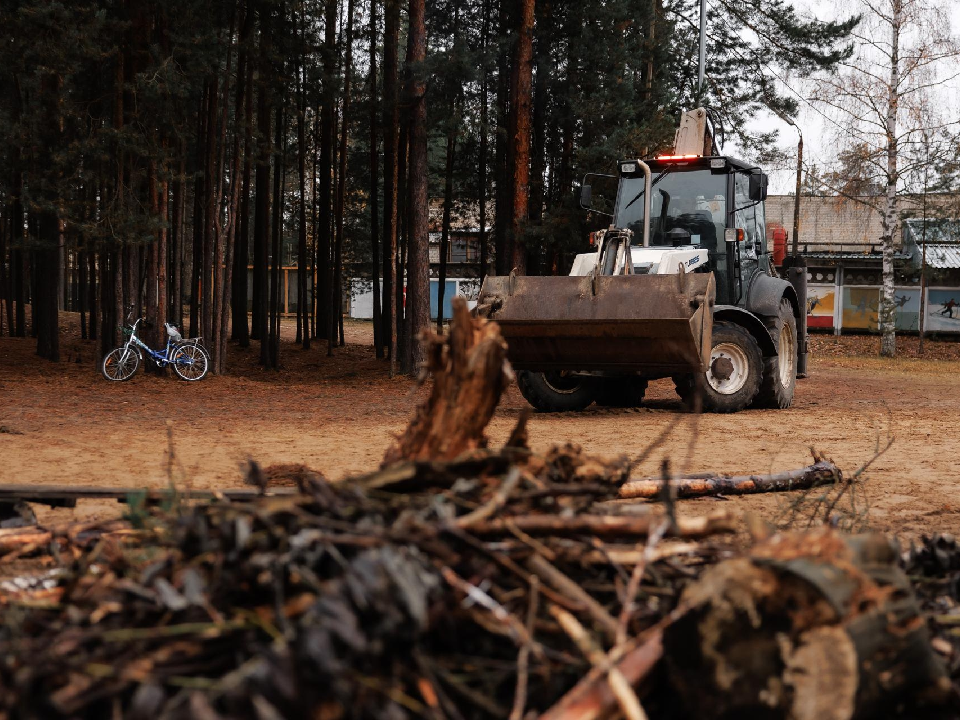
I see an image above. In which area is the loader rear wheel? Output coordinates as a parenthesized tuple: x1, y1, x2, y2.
(673, 322, 762, 413)
(595, 377, 648, 407)
(517, 370, 597, 412)
(754, 298, 798, 409)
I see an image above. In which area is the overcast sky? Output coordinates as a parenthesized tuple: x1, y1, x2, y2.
(724, 0, 960, 194)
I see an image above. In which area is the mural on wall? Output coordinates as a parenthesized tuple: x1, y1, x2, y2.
(842, 287, 880, 330)
(925, 289, 960, 332)
(808, 287, 835, 316)
(806, 285, 836, 327)
(893, 288, 920, 331)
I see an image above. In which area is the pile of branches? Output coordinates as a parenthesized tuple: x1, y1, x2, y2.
(1, 446, 956, 719)
(0, 442, 737, 719)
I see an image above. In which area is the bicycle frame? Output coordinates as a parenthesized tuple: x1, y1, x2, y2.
(120, 318, 203, 369)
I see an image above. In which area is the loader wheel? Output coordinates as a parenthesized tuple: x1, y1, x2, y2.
(517, 370, 597, 412)
(754, 298, 798, 409)
(595, 377, 648, 407)
(673, 322, 762, 413)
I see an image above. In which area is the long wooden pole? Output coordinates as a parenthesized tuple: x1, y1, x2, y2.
(618, 460, 840, 500)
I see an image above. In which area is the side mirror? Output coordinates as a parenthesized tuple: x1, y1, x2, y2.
(580, 184, 592, 210)
(749, 172, 768, 201)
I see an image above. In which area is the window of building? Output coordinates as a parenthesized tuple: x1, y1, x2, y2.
(450, 237, 479, 262)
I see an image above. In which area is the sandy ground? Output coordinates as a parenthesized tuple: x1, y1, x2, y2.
(1, 313, 959, 543)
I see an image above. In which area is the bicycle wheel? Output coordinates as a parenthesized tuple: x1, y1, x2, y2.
(101, 347, 140, 381)
(172, 343, 209, 381)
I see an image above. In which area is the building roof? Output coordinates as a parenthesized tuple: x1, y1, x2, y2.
(924, 245, 960, 269)
(902, 219, 960, 269)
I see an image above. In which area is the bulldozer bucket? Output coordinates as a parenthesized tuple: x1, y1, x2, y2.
(477, 272, 715, 374)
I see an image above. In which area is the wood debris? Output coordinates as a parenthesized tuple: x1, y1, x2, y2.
(619, 460, 841, 500)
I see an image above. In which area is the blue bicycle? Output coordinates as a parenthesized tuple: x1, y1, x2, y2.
(101, 313, 209, 382)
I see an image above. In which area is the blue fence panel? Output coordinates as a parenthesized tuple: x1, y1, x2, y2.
(429, 279, 458, 320)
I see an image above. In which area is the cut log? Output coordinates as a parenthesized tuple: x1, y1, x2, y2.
(618, 460, 841, 500)
(382, 297, 511, 465)
(662, 528, 952, 719)
(465, 510, 736, 539)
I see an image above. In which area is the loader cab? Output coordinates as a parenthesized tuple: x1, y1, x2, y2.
(612, 156, 770, 306)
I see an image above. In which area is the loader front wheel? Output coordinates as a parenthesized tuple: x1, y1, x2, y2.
(517, 370, 597, 412)
(674, 322, 762, 413)
(754, 298, 798, 409)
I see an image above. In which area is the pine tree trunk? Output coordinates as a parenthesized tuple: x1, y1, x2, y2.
(404, 0, 429, 374)
(216, 6, 252, 375)
(78, 250, 87, 339)
(87, 250, 97, 342)
(879, 0, 901, 359)
(36, 73, 61, 362)
(295, 4, 309, 349)
(559, 8, 577, 211)
(112, 249, 123, 354)
(370, 0, 383, 358)
(529, 0, 549, 275)
(211, 12, 237, 373)
(269, 103, 284, 369)
(478, 0, 490, 280)
(34, 245, 59, 362)
(206, 68, 227, 355)
(508, 0, 534, 276)
(158, 175, 168, 344)
(171, 155, 185, 329)
(437, 126, 456, 332)
(233, 60, 253, 348)
(99, 251, 113, 357)
(190, 85, 207, 338)
(317, 0, 336, 344)
(0, 210, 7, 337)
(382, 0, 400, 371)
(10, 141, 25, 337)
(330, 0, 355, 354)
(14, 248, 26, 338)
(494, 0, 511, 276)
(255, 6, 272, 364)
(396, 75, 410, 368)
(122, 244, 135, 324)
(0, 225, 7, 338)
(145, 162, 160, 363)
(311, 114, 319, 340)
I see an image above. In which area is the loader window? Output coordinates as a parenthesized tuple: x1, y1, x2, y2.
(735, 173, 766, 254)
(615, 169, 726, 248)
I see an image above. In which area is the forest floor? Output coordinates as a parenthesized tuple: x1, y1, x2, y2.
(1, 312, 959, 544)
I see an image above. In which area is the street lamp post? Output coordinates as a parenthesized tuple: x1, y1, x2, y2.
(777, 115, 808, 377)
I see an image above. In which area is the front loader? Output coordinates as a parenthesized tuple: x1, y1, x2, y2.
(476, 109, 807, 413)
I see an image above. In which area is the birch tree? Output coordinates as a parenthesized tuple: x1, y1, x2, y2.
(816, 0, 960, 356)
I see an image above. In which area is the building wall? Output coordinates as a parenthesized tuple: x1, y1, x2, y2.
(766, 196, 886, 252)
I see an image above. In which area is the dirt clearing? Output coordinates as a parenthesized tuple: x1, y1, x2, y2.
(1, 315, 958, 541)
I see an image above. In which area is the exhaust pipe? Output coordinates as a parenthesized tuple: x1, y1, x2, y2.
(636, 159, 651, 248)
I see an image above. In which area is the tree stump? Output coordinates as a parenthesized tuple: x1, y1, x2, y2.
(383, 297, 511, 465)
